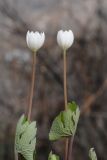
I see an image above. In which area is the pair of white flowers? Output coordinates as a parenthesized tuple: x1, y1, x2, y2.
(26, 30, 74, 52)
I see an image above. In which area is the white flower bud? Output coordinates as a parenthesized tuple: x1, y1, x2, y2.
(26, 31, 45, 52)
(57, 30, 74, 50)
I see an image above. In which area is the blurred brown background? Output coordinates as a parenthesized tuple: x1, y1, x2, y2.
(0, 0, 107, 160)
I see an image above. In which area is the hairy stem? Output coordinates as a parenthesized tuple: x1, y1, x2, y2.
(63, 49, 68, 160)
(28, 52, 36, 121)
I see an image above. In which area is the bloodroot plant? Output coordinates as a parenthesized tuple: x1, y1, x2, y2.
(14, 30, 97, 160)
(15, 31, 45, 160)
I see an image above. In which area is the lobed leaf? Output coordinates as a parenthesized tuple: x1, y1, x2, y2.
(15, 115, 37, 160)
(89, 148, 97, 160)
(49, 102, 80, 140)
(48, 151, 60, 160)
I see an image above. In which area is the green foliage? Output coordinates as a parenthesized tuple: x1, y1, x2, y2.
(49, 102, 80, 140)
(15, 115, 37, 160)
(89, 148, 97, 160)
(48, 151, 60, 160)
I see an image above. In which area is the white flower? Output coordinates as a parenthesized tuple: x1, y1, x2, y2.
(26, 31, 45, 52)
(57, 30, 74, 50)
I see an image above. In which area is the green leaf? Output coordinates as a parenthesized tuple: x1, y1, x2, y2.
(15, 115, 37, 160)
(49, 102, 80, 140)
(89, 148, 97, 160)
(48, 151, 60, 160)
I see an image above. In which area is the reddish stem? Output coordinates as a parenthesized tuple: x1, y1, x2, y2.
(28, 52, 36, 121)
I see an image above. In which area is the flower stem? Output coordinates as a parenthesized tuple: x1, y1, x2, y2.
(28, 52, 36, 121)
(68, 136, 74, 160)
(65, 138, 69, 160)
(63, 49, 68, 110)
(63, 49, 69, 160)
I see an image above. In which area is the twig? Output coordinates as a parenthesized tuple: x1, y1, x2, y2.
(81, 79, 107, 115)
